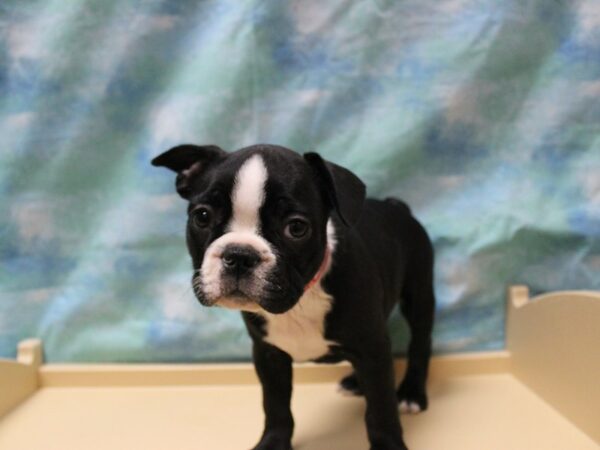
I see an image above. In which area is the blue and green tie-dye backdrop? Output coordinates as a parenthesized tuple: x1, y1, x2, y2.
(1, 0, 599, 362)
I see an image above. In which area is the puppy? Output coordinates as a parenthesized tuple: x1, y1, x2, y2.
(152, 144, 435, 450)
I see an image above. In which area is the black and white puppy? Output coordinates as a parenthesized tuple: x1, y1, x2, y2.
(152, 144, 435, 450)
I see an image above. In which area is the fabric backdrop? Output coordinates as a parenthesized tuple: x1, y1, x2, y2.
(1, 0, 598, 362)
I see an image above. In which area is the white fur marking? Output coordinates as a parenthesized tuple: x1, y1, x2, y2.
(260, 283, 336, 362)
(326, 219, 337, 250)
(229, 155, 268, 233)
(399, 401, 422, 415)
(199, 155, 274, 304)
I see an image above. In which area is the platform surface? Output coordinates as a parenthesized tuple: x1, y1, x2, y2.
(0, 373, 596, 450)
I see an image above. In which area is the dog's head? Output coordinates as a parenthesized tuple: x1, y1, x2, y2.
(152, 144, 365, 314)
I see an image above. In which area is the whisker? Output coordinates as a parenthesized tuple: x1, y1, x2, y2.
(178, 285, 195, 301)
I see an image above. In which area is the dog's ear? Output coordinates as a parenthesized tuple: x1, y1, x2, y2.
(304, 152, 366, 227)
(152, 144, 226, 199)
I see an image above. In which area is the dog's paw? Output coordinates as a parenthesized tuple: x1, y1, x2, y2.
(337, 373, 363, 397)
(369, 436, 409, 450)
(251, 428, 293, 450)
(397, 379, 428, 414)
(398, 399, 422, 414)
(251, 433, 292, 450)
(252, 444, 291, 450)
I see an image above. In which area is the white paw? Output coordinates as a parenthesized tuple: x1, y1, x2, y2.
(399, 400, 422, 414)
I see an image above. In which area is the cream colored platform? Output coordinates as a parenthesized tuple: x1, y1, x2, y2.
(1, 286, 599, 450)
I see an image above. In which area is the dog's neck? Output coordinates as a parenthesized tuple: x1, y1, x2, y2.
(304, 219, 337, 292)
(304, 247, 331, 292)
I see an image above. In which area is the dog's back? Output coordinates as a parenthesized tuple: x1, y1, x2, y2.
(352, 197, 434, 316)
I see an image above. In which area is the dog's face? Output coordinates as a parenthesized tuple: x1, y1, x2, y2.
(152, 144, 365, 314)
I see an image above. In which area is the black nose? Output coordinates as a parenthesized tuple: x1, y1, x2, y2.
(221, 246, 261, 276)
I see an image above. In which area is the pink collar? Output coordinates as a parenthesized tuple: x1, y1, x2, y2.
(304, 247, 331, 292)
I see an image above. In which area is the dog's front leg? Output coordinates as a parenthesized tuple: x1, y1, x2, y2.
(353, 340, 408, 450)
(251, 340, 294, 450)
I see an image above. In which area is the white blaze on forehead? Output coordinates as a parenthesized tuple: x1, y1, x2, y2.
(198, 154, 274, 305)
(229, 154, 268, 233)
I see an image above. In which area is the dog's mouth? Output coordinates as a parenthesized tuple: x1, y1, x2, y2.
(192, 272, 299, 315)
(208, 282, 262, 311)
(192, 273, 261, 310)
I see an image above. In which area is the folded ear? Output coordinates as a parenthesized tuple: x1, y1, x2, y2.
(152, 144, 226, 199)
(304, 152, 366, 227)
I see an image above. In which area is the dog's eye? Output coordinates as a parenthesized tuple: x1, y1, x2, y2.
(285, 218, 310, 239)
(191, 207, 212, 229)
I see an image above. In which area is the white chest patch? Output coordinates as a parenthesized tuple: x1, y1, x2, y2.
(259, 283, 336, 362)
